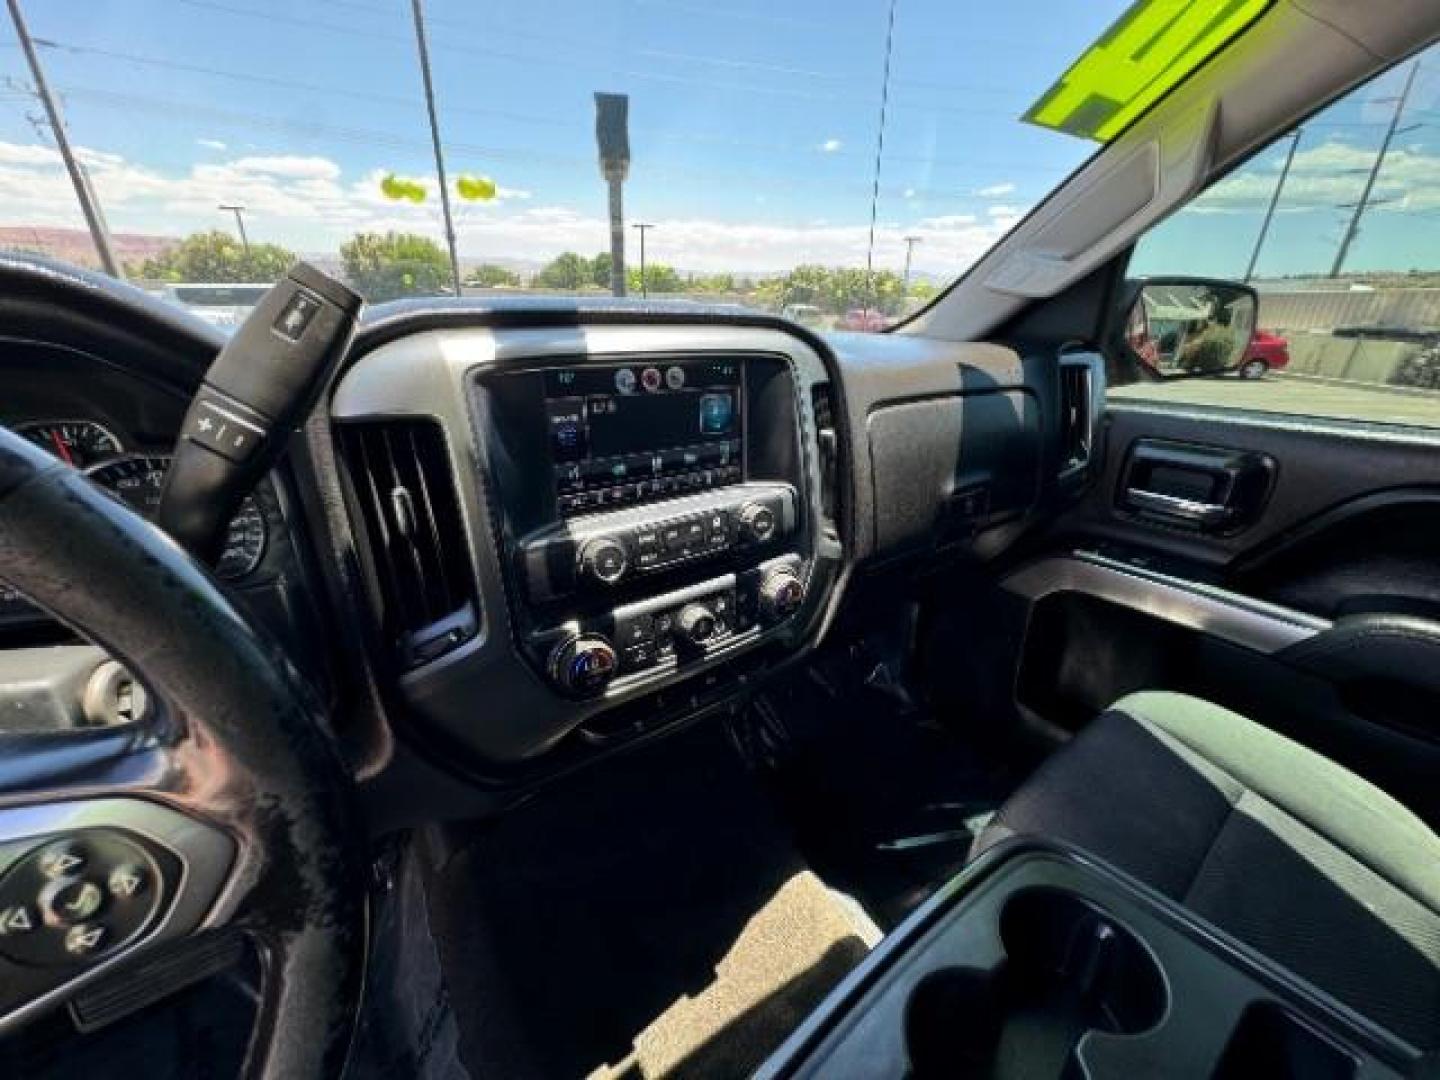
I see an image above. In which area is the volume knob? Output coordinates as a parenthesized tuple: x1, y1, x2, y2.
(578, 536, 628, 585)
(737, 501, 777, 543)
(549, 635, 618, 696)
(759, 568, 805, 621)
(675, 603, 718, 646)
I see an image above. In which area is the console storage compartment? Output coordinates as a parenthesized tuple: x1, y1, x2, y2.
(758, 842, 1412, 1080)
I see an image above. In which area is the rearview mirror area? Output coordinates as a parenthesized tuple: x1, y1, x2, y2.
(1121, 277, 1257, 379)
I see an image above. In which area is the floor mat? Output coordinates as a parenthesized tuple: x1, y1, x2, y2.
(414, 721, 873, 1080)
(594, 870, 873, 1080)
(744, 663, 1018, 929)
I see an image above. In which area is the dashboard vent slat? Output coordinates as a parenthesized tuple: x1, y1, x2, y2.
(1058, 361, 1093, 476)
(338, 419, 477, 666)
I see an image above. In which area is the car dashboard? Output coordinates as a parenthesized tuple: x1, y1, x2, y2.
(0, 269, 1100, 813)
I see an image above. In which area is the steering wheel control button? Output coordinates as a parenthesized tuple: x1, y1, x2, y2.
(186, 390, 268, 464)
(0, 904, 36, 936)
(63, 923, 108, 959)
(0, 828, 174, 969)
(38, 841, 87, 880)
(108, 864, 149, 900)
(41, 878, 105, 925)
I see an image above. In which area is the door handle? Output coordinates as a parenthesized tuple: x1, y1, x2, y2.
(1119, 439, 1275, 533)
(1124, 488, 1232, 526)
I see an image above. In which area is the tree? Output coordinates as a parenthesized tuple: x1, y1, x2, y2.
(467, 263, 520, 287)
(340, 231, 450, 301)
(590, 251, 612, 289)
(689, 272, 735, 294)
(139, 230, 295, 283)
(626, 262, 682, 294)
(534, 252, 592, 290)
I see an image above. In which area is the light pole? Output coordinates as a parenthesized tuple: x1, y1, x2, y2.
(219, 204, 250, 255)
(901, 235, 922, 295)
(595, 93, 631, 297)
(632, 222, 653, 298)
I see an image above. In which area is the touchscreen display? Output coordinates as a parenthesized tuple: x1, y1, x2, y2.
(544, 359, 743, 512)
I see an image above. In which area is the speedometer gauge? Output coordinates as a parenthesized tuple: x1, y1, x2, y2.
(17, 419, 123, 468)
(85, 454, 267, 580)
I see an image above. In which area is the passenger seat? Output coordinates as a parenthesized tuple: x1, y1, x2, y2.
(971, 691, 1440, 1049)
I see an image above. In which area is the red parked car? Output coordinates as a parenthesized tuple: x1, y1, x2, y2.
(839, 308, 890, 332)
(1241, 329, 1290, 378)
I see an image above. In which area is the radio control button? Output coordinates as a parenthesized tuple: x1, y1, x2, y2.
(616, 613, 655, 647)
(622, 641, 657, 670)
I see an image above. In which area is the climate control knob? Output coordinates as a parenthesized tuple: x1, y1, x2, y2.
(548, 634, 619, 696)
(759, 568, 805, 621)
(578, 536, 628, 585)
(737, 501, 778, 543)
(675, 603, 719, 646)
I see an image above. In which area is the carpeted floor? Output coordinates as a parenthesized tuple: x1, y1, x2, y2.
(402, 721, 877, 1080)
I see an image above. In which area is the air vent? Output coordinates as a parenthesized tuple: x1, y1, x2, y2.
(1058, 361, 1093, 476)
(811, 382, 841, 522)
(337, 419, 478, 667)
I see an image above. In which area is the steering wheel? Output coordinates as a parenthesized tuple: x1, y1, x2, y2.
(0, 427, 365, 1077)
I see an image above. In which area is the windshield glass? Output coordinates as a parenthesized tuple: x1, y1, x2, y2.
(1, 0, 1136, 329)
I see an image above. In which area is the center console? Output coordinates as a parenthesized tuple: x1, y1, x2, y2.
(480, 352, 811, 700)
(759, 841, 1418, 1079)
(329, 323, 838, 766)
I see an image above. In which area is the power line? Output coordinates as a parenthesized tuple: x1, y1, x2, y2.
(172, 0, 1037, 118)
(863, 0, 898, 317)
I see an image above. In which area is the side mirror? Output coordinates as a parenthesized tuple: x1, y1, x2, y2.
(1118, 277, 1257, 378)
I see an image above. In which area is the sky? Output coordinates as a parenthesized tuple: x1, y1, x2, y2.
(0, 1, 1438, 284)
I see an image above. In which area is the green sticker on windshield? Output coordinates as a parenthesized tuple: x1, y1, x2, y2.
(1023, 0, 1271, 142)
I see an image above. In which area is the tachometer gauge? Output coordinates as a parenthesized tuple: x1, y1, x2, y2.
(85, 454, 268, 580)
(17, 419, 123, 468)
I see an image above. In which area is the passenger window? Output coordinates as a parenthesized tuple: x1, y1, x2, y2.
(1116, 43, 1440, 429)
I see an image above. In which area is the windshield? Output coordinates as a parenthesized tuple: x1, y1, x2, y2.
(0, 0, 1138, 330)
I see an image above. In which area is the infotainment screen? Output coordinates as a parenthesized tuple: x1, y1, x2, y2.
(544, 358, 744, 515)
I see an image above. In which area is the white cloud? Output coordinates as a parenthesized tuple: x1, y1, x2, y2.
(986, 204, 1022, 218)
(196, 138, 228, 151)
(1187, 140, 1440, 215)
(977, 182, 1016, 197)
(0, 139, 1023, 277)
(818, 138, 842, 153)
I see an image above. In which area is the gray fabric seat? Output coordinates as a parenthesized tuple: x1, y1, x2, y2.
(973, 690, 1440, 1048)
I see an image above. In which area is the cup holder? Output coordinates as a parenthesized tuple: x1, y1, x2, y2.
(906, 888, 1168, 1078)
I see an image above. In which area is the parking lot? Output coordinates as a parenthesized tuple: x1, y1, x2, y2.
(1110, 373, 1440, 430)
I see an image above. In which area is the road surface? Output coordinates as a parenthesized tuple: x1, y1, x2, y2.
(1109, 374, 1440, 430)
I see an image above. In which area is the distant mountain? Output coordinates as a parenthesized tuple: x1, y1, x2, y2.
(0, 226, 179, 270)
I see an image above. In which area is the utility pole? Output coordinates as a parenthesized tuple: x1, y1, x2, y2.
(1244, 128, 1301, 282)
(7, 0, 121, 277)
(632, 223, 652, 298)
(219, 204, 250, 255)
(901, 235, 922, 294)
(1330, 61, 1420, 279)
(408, 0, 462, 295)
(595, 93, 630, 297)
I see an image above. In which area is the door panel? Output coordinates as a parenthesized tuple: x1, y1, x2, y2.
(1015, 400, 1440, 821)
